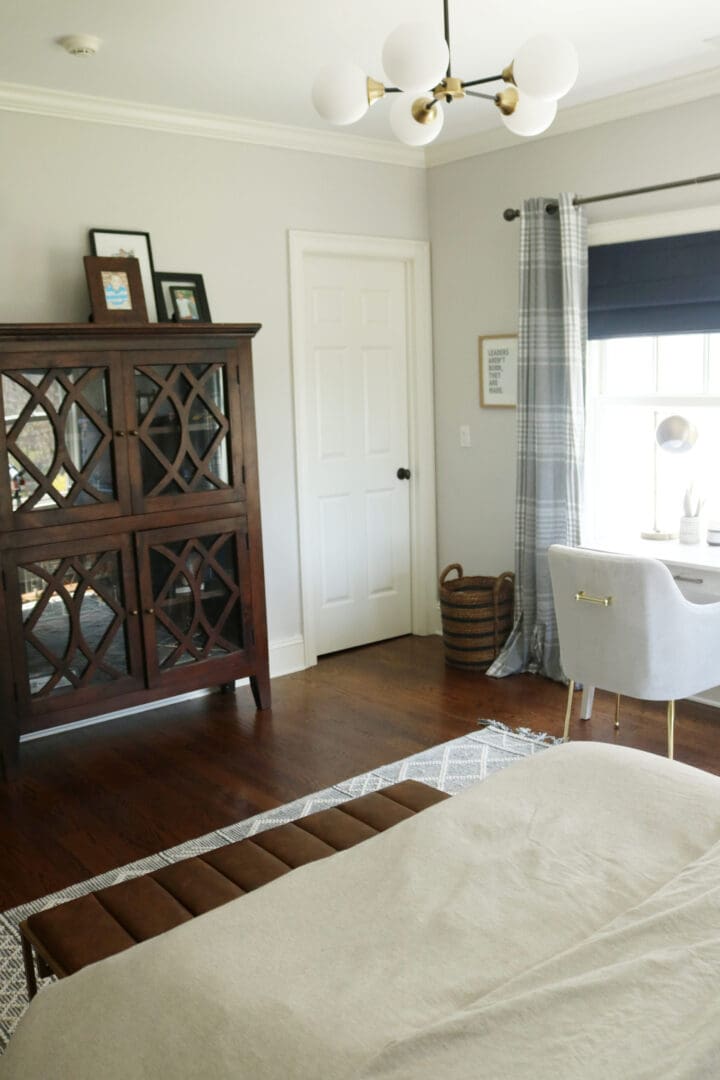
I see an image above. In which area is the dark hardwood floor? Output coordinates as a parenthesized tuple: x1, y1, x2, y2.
(3, 633, 720, 910)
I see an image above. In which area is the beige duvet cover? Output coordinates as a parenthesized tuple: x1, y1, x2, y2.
(3, 741, 720, 1079)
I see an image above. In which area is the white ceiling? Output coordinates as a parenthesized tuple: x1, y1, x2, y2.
(1, 0, 719, 145)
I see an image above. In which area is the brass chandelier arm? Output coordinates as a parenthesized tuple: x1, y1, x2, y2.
(494, 86, 519, 116)
(369, 71, 515, 109)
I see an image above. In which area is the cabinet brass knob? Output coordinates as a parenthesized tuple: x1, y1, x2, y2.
(115, 430, 126, 437)
(145, 608, 155, 615)
(129, 430, 139, 436)
(128, 609, 139, 616)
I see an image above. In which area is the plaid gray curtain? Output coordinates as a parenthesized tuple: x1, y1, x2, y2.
(488, 193, 587, 681)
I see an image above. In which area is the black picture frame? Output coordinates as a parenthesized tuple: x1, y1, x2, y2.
(153, 272, 211, 323)
(89, 228, 158, 322)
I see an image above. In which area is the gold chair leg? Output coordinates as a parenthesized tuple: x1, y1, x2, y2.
(563, 679, 575, 742)
(614, 694, 621, 731)
(667, 700, 675, 760)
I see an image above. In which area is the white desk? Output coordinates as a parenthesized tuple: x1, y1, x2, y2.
(594, 538, 720, 602)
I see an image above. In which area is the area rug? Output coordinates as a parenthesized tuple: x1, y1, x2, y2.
(0, 720, 558, 1052)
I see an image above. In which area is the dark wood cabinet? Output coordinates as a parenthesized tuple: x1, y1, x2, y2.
(0, 324, 270, 777)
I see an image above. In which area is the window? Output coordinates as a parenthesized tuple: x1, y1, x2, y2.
(584, 333, 720, 547)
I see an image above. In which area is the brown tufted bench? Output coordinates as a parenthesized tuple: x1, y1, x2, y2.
(20, 780, 449, 999)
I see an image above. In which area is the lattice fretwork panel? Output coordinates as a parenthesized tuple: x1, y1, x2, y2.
(3, 368, 115, 513)
(148, 532, 245, 670)
(134, 363, 231, 498)
(18, 551, 131, 697)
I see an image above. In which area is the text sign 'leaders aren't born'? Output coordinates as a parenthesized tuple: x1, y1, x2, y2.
(479, 335, 518, 408)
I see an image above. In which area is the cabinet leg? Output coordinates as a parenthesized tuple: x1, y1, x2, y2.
(1, 738, 20, 783)
(249, 670, 271, 711)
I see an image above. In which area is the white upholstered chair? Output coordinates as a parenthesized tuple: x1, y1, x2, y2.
(548, 544, 720, 758)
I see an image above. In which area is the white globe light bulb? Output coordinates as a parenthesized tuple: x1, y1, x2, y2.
(512, 34, 578, 101)
(311, 63, 369, 125)
(382, 22, 449, 92)
(501, 92, 557, 137)
(389, 92, 444, 146)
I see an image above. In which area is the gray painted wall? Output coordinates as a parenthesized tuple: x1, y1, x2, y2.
(428, 94, 720, 578)
(2, 94, 719, 657)
(0, 110, 429, 650)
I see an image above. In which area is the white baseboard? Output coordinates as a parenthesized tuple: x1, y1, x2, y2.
(264, 634, 306, 678)
(20, 634, 307, 743)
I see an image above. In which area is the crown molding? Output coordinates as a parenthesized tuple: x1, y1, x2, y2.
(424, 65, 720, 168)
(1, 65, 718, 173)
(0, 80, 425, 169)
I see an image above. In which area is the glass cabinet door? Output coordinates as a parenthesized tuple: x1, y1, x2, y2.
(128, 356, 244, 513)
(4, 536, 145, 722)
(136, 519, 252, 690)
(1, 359, 129, 528)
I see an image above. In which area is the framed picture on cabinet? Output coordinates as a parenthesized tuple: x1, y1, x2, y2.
(170, 285, 202, 322)
(89, 228, 159, 321)
(83, 255, 149, 324)
(154, 272, 212, 322)
(479, 334, 518, 407)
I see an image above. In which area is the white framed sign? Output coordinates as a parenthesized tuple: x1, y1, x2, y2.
(479, 334, 517, 408)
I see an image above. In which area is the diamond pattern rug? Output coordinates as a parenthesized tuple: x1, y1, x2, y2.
(0, 720, 558, 1053)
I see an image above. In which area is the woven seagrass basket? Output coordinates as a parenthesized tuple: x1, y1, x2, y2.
(438, 564, 515, 672)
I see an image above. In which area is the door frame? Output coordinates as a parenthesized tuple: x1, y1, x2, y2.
(289, 230, 438, 668)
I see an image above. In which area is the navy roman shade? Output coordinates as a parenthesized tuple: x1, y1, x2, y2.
(588, 230, 720, 339)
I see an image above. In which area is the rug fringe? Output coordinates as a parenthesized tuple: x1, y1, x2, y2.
(477, 719, 562, 746)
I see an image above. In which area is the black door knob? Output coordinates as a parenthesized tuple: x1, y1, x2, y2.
(396, 467, 411, 480)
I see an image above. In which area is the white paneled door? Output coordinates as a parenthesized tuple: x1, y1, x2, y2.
(302, 253, 412, 655)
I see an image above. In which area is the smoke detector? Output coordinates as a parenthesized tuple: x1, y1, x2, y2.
(58, 34, 101, 57)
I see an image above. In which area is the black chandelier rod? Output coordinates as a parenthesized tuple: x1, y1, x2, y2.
(462, 74, 505, 87)
(444, 0, 452, 77)
(502, 172, 720, 221)
(441, 1, 503, 90)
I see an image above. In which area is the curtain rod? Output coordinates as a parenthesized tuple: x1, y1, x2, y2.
(502, 172, 720, 221)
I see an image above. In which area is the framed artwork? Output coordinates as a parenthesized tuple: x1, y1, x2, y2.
(170, 285, 201, 322)
(154, 272, 211, 322)
(89, 228, 158, 321)
(83, 255, 148, 324)
(479, 334, 518, 407)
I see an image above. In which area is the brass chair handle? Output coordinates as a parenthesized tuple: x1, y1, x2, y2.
(574, 591, 612, 607)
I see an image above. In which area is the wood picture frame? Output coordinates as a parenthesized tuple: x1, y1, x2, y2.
(89, 228, 158, 321)
(154, 272, 212, 323)
(83, 256, 149, 324)
(479, 334, 518, 408)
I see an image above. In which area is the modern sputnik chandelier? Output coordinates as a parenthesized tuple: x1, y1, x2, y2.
(312, 2, 578, 145)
